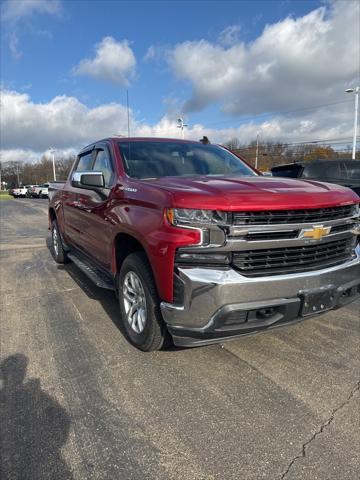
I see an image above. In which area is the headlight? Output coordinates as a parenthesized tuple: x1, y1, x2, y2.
(166, 208, 229, 226)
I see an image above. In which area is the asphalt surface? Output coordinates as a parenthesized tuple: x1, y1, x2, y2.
(0, 198, 359, 480)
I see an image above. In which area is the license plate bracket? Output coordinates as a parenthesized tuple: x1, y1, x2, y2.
(299, 285, 337, 317)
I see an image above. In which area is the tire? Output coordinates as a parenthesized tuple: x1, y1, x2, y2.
(118, 252, 167, 352)
(51, 219, 68, 264)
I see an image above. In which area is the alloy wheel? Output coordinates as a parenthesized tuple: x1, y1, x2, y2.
(123, 271, 147, 334)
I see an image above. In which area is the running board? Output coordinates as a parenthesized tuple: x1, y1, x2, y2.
(67, 252, 115, 290)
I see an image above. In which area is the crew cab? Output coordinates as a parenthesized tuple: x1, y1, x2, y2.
(49, 138, 360, 351)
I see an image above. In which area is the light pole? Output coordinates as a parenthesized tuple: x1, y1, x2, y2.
(345, 86, 359, 160)
(16, 163, 20, 186)
(49, 147, 56, 181)
(177, 117, 188, 139)
(255, 131, 259, 169)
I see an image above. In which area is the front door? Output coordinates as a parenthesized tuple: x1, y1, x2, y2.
(72, 144, 116, 269)
(62, 149, 95, 250)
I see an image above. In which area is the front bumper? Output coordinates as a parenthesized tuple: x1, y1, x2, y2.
(161, 249, 360, 347)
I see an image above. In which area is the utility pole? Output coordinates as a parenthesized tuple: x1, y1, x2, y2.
(16, 164, 20, 186)
(255, 131, 259, 169)
(49, 148, 56, 181)
(177, 117, 188, 139)
(345, 86, 359, 160)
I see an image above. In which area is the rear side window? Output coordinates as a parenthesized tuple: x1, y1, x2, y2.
(76, 151, 93, 171)
(303, 161, 360, 180)
(271, 165, 303, 178)
(93, 149, 114, 187)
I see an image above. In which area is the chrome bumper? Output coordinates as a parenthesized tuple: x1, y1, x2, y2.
(161, 247, 360, 347)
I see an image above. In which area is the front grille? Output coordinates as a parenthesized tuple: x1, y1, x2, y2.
(244, 231, 299, 241)
(243, 223, 355, 241)
(233, 205, 355, 225)
(232, 238, 355, 276)
(330, 223, 354, 234)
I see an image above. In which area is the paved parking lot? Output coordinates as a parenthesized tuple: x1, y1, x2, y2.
(0, 198, 359, 480)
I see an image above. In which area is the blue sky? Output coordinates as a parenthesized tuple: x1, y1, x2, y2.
(1, 0, 359, 161)
(2, 0, 320, 122)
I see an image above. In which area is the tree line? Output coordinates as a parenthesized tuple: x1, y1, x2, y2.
(0, 141, 354, 188)
(1, 154, 75, 189)
(223, 139, 354, 171)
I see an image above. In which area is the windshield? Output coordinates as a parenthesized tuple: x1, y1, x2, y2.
(118, 141, 256, 179)
(302, 161, 360, 180)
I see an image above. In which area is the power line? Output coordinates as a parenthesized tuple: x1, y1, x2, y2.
(146, 132, 358, 146)
(231, 139, 358, 153)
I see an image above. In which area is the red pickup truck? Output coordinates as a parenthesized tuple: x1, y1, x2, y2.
(49, 137, 360, 351)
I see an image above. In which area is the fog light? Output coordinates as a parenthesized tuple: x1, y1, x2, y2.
(175, 251, 231, 265)
(257, 307, 276, 319)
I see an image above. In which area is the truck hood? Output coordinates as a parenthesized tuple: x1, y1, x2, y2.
(141, 176, 359, 210)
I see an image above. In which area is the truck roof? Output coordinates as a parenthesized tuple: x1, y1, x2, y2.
(112, 137, 203, 143)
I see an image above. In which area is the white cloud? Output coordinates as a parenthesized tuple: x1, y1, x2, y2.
(218, 25, 241, 46)
(0, 149, 41, 164)
(1, 0, 61, 22)
(9, 32, 22, 60)
(168, 1, 360, 115)
(1, 0, 61, 60)
(0, 88, 356, 165)
(143, 45, 157, 62)
(143, 44, 169, 64)
(0, 89, 132, 152)
(73, 37, 136, 85)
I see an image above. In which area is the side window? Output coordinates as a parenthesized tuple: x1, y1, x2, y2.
(93, 149, 114, 187)
(76, 152, 93, 172)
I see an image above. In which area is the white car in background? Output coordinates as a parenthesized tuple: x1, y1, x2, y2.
(11, 186, 28, 198)
(31, 183, 50, 198)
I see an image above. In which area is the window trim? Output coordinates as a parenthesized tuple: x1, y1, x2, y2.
(93, 143, 116, 189)
(73, 148, 96, 173)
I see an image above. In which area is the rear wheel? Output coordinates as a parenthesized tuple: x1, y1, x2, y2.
(51, 219, 68, 264)
(118, 252, 167, 351)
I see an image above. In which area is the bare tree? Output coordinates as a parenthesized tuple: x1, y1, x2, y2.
(1, 153, 76, 188)
(224, 137, 240, 150)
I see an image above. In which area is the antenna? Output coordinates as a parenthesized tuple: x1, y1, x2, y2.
(127, 89, 130, 138)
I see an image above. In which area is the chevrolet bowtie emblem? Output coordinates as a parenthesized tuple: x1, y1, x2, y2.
(301, 226, 331, 240)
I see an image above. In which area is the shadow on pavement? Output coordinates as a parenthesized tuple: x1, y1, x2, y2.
(46, 234, 129, 339)
(0, 354, 73, 480)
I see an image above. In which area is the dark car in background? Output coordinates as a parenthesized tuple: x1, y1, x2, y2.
(271, 160, 360, 196)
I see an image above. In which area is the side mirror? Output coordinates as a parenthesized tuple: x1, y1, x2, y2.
(72, 171, 105, 189)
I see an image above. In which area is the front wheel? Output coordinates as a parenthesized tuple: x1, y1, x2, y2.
(51, 219, 68, 264)
(118, 252, 167, 351)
